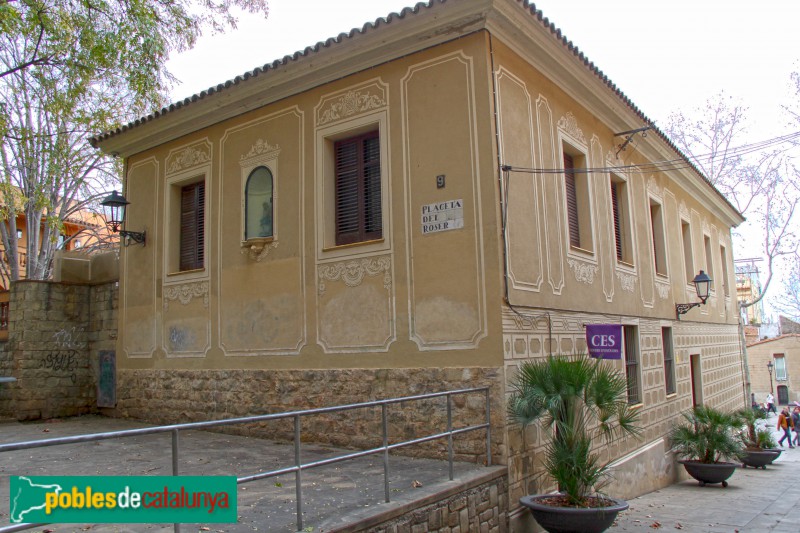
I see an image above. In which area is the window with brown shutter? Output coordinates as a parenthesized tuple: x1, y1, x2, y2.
(610, 180, 623, 260)
(179, 182, 205, 271)
(334, 131, 382, 246)
(564, 153, 580, 249)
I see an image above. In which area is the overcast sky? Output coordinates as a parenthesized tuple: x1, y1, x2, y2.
(168, 0, 800, 134)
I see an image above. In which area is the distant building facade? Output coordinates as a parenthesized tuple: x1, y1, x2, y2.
(748, 333, 800, 406)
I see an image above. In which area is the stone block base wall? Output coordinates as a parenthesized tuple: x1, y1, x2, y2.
(0, 280, 118, 420)
(113, 367, 505, 464)
(334, 468, 508, 533)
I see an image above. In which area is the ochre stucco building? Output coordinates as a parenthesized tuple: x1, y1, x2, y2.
(748, 334, 800, 406)
(91, 0, 746, 529)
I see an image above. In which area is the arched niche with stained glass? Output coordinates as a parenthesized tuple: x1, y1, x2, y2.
(245, 166, 274, 240)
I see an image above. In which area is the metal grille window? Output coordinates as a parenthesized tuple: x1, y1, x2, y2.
(334, 131, 382, 246)
(180, 182, 205, 271)
(624, 325, 641, 405)
(662, 327, 676, 395)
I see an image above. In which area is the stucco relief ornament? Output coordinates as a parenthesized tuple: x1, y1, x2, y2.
(241, 140, 280, 162)
(318, 89, 386, 125)
(318, 256, 391, 295)
(167, 146, 210, 174)
(163, 281, 210, 310)
(567, 258, 597, 285)
(241, 240, 278, 262)
(557, 112, 586, 144)
(679, 201, 690, 220)
(656, 281, 670, 300)
(616, 271, 636, 292)
(647, 176, 662, 198)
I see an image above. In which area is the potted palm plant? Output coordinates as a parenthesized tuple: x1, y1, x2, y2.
(508, 354, 641, 533)
(669, 405, 743, 487)
(735, 407, 780, 469)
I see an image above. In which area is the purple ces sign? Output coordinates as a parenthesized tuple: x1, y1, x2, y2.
(586, 324, 623, 360)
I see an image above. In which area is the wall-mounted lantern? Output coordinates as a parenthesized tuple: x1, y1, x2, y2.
(101, 190, 146, 246)
(675, 270, 712, 319)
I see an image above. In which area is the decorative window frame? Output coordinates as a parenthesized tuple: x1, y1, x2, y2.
(609, 170, 636, 271)
(680, 216, 694, 289)
(703, 231, 716, 295)
(240, 141, 280, 250)
(558, 131, 595, 262)
(163, 166, 210, 285)
(647, 193, 669, 280)
(315, 109, 390, 261)
(719, 243, 731, 299)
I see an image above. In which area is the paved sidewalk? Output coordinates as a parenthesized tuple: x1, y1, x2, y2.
(612, 412, 800, 533)
(0, 415, 491, 533)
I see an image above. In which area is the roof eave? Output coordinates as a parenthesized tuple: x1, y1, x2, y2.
(91, 0, 494, 157)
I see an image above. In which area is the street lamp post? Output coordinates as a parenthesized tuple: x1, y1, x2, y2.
(767, 360, 774, 395)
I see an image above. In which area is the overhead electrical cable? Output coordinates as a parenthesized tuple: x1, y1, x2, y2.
(501, 130, 800, 176)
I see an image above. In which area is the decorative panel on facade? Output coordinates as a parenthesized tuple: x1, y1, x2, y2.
(122, 159, 159, 358)
(402, 53, 487, 350)
(218, 109, 306, 355)
(496, 68, 544, 295)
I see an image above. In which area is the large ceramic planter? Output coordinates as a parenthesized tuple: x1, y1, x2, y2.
(740, 449, 780, 469)
(519, 494, 629, 533)
(765, 448, 783, 463)
(678, 459, 737, 487)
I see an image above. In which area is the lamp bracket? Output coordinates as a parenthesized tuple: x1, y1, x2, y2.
(119, 230, 146, 246)
(675, 302, 701, 319)
(614, 125, 652, 157)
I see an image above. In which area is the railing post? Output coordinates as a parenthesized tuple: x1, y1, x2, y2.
(294, 415, 303, 531)
(382, 403, 390, 503)
(172, 429, 181, 533)
(485, 388, 492, 466)
(447, 393, 454, 481)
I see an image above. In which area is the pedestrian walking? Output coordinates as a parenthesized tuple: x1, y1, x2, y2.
(792, 407, 800, 446)
(766, 392, 777, 414)
(778, 407, 795, 448)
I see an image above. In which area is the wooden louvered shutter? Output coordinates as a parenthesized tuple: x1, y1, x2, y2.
(334, 131, 381, 245)
(564, 154, 580, 248)
(362, 134, 382, 240)
(610, 181, 623, 260)
(180, 182, 205, 271)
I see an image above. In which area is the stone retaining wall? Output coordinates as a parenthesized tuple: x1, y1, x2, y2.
(114, 367, 505, 464)
(332, 468, 508, 533)
(0, 280, 118, 420)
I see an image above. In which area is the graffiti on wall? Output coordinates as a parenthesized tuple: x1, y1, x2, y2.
(41, 326, 86, 384)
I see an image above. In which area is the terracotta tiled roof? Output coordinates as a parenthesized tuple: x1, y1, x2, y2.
(87, 0, 741, 218)
(747, 334, 800, 347)
(90, 0, 652, 147)
(89, 1, 433, 147)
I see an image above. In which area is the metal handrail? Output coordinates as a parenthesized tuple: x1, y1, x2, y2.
(1, 386, 492, 532)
